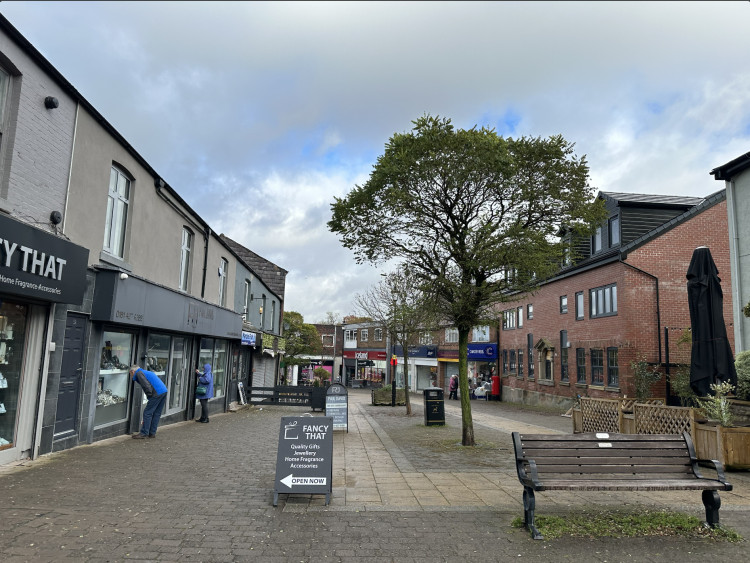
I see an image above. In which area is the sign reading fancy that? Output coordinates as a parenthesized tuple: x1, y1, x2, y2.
(273, 415, 333, 506)
(0, 214, 89, 305)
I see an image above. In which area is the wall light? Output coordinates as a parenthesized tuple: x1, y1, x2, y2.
(44, 96, 59, 109)
(120, 273, 129, 280)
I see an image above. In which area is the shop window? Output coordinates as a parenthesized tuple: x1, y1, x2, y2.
(179, 227, 193, 292)
(103, 165, 131, 259)
(199, 337, 228, 399)
(145, 333, 190, 414)
(0, 301, 29, 449)
(591, 348, 604, 385)
(607, 347, 619, 387)
(576, 348, 586, 384)
(96, 331, 134, 426)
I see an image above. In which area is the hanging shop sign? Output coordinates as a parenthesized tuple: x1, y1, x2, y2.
(241, 331, 257, 346)
(273, 415, 333, 506)
(467, 343, 498, 360)
(0, 214, 89, 304)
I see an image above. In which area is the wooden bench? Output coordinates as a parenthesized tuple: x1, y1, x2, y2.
(512, 431, 733, 539)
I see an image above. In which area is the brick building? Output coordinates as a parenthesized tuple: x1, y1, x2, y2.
(497, 190, 734, 409)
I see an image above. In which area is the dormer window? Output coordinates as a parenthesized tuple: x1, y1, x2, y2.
(609, 215, 620, 247)
(591, 226, 602, 254)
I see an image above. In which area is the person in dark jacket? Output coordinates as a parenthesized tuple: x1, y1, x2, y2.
(130, 365, 168, 439)
(449, 374, 459, 400)
(195, 363, 214, 423)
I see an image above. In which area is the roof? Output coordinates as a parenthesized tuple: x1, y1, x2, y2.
(710, 151, 750, 181)
(599, 192, 705, 208)
(220, 235, 287, 299)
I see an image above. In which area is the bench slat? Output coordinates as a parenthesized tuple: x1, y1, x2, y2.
(537, 479, 728, 491)
(522, 447, 688, 457)
(521, 441, 686, 450)
(528, 465, 693, 475)
(527, 456, 691, 466)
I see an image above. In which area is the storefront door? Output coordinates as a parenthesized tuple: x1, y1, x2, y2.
(55, 313, 87, 437)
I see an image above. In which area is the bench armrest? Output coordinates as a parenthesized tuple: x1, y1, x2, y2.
(512, 432, 543, 489)
(701, 458, 733, 490)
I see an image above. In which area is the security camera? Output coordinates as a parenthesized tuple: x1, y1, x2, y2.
(120, 273, 129, 280)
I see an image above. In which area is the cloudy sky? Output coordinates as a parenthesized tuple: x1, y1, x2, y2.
(2, 1, 750, 323)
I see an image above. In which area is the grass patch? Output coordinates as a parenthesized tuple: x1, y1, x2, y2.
(511, 510, 743, 542)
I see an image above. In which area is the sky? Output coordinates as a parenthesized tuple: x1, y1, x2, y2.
(2, 1, 750, 323)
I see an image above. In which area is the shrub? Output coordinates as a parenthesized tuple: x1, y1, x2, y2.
(736, 350, 750, 401)
(669, 365, 698, 407)
(700, 381, 735, 427)
(631, 356, 661, 400)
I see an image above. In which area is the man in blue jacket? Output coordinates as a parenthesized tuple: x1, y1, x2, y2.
(130, 365, 168, 439)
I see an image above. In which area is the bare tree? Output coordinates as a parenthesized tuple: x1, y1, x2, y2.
(355, 267, 438, 415)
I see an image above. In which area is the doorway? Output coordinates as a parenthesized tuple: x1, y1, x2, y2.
(55, 313, 87, 438)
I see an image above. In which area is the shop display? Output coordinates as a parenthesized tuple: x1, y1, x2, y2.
(94, 332, 134, 427)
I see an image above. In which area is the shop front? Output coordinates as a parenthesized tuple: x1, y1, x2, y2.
(89, 269, 242, 441)
(0, 214, 89, 465)
(343, 350, 387, 388)
(394, 345, 438, 390)
(468, 343, 498, 386)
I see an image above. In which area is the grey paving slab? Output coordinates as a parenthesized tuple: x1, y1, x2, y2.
(0, 388, 748, 562)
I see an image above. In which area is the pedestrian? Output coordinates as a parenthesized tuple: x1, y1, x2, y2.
(195, 363, 214, 423)
(130, 365, 168, 439)
(449, 374, 458, 400)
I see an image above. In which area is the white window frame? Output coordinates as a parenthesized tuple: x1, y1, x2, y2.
(374, 328, 383, 341)
(472, 325, 490, 342)
(104, 166, 131, 258)
(360, 328, 369, 341)
(243, 280, 251, 315)
(445, 328, 458, 343)
(218, 258, 228, 307)
(179, 228, 192, 292)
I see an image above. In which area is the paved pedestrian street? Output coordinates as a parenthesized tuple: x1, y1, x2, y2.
(1, 389, 749, 562)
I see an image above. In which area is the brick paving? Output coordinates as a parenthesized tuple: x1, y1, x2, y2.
(1, 389, 749, 562)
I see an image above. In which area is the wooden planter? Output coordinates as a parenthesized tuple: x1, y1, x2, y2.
(371, 388, 406, 406)
(695, 423, 750, 470)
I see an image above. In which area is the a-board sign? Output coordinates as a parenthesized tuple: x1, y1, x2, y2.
(273, 415, 333, 506)
(325, 383, 348, 432)
(237, 382, 247, 405)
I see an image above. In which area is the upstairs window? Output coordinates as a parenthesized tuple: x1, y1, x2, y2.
(590, 283, 618, 318)
(591, 226, 602, 254)
(419, 332, 433, 345)
(374, 328, 383, 341)
(527, 304, 534, 320)
(517, 307, 524, 328)
(243, 280, 251, 315)
(473, 325, 490, 342)
(445, 328, 458, 343)
(575, 291, 584, 320)
(0, 66, 9, 178)
(270, 301, 276, 331)
(344, 329, 357, 343)
(179, 228, 193, 292)
(609, 215, 620, 247)
(502, 310, 516, 330)
(360, 329, 369, 341)
(218, 258, 228, 307)
(560, 295, 568, 314)
(104, 166, 131, 258)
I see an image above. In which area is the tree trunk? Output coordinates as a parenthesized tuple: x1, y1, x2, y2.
(404, 349, 412, 415)
(458, 328, 475, 446)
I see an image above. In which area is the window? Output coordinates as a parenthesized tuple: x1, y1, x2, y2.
(502, 349, 508, 374)
(270, 301, 276, 331)
(502, 310, 516, 330)
(527, 304, 533, 319)
(591, 349, 604, 385)
(560, 295, 568, 314)
(509, 349, 517, 372)
(517, 349, 524, 377)
(527, 333, 534, 378)
(576, 348, 586, 383)
(199, 337, 227, 398)
(592, 226, 602, 254)
(360, 329, 369, 341)
(104, 166, 131, 258)
(179, 228, 193, 292)
(243, 280, 251, 315)
(374, 328, 383, 341)
(0, 67, 10, 178)
(575, 291, 584, 320)
(607, 347, 619, 387)
(218, 258, 228, 307)
(560, 330, 569, 382)
(517, 306, 523, 328)
(344, 329, 357, 343)
(609, 216, 620, 247)
(96, 331, 135, 426)
(445, 328, 458, 343)
(321, 334, 334, 346)
(473, 325, 490, 342)
(419, 331, 433, 345)
(145, 333, 190, 414)
(590, 283, 618, 318)
(260, 294, 267, 327)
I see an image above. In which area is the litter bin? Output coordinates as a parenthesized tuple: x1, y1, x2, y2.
(423, 388, 445, 426)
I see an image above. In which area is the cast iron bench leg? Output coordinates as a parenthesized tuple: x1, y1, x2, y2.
(523, 487, 543, 540)
(702, 490, 721, 527)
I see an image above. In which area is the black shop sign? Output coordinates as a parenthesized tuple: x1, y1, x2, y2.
(325, 383, 348, 432)
(273, 415, 333, 506)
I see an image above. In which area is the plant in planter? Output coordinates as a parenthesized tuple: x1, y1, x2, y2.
(668, 364, 699, 407)
(699, 381, 735, 427)
(735, 350, 750, 401)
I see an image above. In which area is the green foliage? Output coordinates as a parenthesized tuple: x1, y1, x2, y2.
(736, 350, 750, 401)
(700, 381, 736, 426)
(511, 510, 741, 541)
(631, 356, 662, 400)
(669, 365, 699, 407)
(282, 311, 322, 366)
(312, 367, 330, 384)
(744, 300, 750, 317)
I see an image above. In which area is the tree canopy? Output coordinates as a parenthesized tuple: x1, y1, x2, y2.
(329, 115, 605, 444)
(282, 311, 322, 367)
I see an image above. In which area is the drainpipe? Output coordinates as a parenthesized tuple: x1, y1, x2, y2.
(201, 226, 210, 299)
(726, 180, 745, 352)
(621, 260, 662, 365)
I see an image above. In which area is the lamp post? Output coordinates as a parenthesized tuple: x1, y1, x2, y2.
(391, 348, 397, 407)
